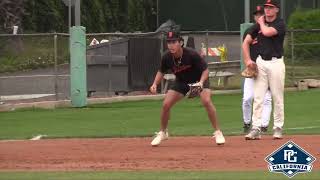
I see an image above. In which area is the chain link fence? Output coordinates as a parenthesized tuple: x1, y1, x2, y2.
(285, 29, 320, 86)
(0, 33, 69, 103)
(0, 29, 319, 103)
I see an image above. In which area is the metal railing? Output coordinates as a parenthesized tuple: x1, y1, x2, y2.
(0, 29, 319, 103)
(286, 29, 320, 85)
(0, 33, 69, 102)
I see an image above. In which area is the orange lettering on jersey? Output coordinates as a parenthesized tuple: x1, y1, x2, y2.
(173, 65, 192, 74)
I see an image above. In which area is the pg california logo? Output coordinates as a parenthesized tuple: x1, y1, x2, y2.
(265, 141, 316, 178)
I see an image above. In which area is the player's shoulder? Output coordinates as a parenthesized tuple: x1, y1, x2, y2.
(270, 17, 286, 33)
(271, 17, 286, 27)
(243, 24, 259, 40)
(275, 17, 285, 23)
(183, 47, 200, 57)
(248, 23, 260, 32)
(250, 23, 259, 29)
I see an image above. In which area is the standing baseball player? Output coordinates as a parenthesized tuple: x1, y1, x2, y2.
(149, 30, 225, 146)
(243, 0, 286, 140)
(242, 5, 272, 133)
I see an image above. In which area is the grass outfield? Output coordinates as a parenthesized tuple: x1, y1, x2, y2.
(0, 89, 320, 140)
(0, 171, 319, 180)
(0, 90, 319, 180)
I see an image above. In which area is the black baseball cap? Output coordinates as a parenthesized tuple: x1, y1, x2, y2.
(166, 31, 182, 41)
(253, 5, 264, 15)
(264, 0, 280, 8)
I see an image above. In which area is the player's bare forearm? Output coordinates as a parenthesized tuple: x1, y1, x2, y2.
(242, 35, 253, 67)
(199, 69, 209, 85)
(152, 71, 164, 86)
(258, 16, 278, 37)
(260, 24, 278, 37)
(150, 71, 164, 94)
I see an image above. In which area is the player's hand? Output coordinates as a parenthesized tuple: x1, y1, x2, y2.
(199, 50, 206, 58)
(193, 81, 203, 89)
(149, 84, 157, 94)
(246, 60, 256, 69)
(242, 61, 258, 78)
(257, 16, 265, 25)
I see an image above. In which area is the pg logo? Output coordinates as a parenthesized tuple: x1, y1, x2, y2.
(284, 150, 297, 162)
(265, 141, 316, 178)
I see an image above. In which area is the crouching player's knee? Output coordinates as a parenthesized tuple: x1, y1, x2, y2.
(200, 90, 214, 109)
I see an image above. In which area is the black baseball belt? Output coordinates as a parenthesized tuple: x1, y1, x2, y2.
(260, 55, 282, 61)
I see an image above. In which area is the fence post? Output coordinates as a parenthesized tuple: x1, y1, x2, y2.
(54, 34, 58, 101)
(205, 30, 209, 61)
(108, 37, 112, 93)
(291, 30, 295, 80)
(70, 26, 87, 107)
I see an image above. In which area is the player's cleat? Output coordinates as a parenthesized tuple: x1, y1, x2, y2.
(151, 130, 169, 146)
(213, 130, 225, 145)
(243, 123, 251, 133)
(273, 127, 283, 139)
(261, 126, 268, 133)
(245, 129, 261, 140)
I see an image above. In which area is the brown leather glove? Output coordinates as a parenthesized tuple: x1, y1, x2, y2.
(241, 64, 258, 78)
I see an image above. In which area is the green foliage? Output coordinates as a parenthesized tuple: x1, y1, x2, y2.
(0, 36, 68, 73)
(128, 0, 146, 31)
(288, 9, 320, 29)
(81, 0, 106, 33)
(19, 0, 156, 33)
(108, 0, 125, 32)
(0, 55, 55, 73)
(127, 0, 156, 32)
(287, 9, 320, 61)
(22, 0, 67, 32)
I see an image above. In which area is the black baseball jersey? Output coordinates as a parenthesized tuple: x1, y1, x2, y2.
(160, 47, 207, 84)
(250, 17, 286, 60)
(244, 24, 260, 61)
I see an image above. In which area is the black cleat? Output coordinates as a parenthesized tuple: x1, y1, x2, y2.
(261, 126, 268, 133)
(243, 124, 251, 133)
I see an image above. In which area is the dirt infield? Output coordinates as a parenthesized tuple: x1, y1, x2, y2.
(0, 135, 319, 171)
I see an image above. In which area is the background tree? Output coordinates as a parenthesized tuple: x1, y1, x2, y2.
(127, 0, 156, 32)
(82, 0, 106, 33)
(0, 0, 28, 54)
(22, 0, 67, 33)
(0, 0, 26, 33)
(1, 0, 156, 33)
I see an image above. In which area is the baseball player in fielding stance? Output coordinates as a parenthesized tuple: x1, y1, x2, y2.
(243, 0, 286, 140)
(149, 31, 225, 146)
(242, 5, 272, 133)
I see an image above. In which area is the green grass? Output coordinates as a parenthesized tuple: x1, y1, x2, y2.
(1, 89, 320, 140)
(0, 171, 319, 180)
(1, 90, 319, 180)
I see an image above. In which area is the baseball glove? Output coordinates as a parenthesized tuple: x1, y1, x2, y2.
(241, 65, 258, 78)
(186, 82, 203, 98)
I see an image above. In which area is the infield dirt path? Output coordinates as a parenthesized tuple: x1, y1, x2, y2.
(0, 135, 319, 171)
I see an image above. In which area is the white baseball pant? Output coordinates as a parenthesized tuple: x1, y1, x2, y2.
(252, 56, 285, 130)
(242, 78, 272, 127)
